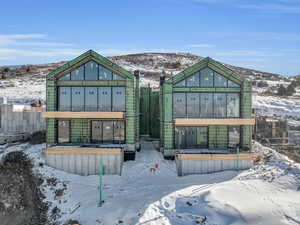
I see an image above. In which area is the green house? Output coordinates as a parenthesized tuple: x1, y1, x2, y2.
(160, 57, 254, 159)
(43, 50, 140, 174)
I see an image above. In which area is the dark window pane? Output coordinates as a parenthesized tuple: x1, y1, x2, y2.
(227, 93, 240, 117)
(214, 72, 227, 87)
(200, 93, 213, 117)
(71, 65, 84, 80)
(59, 73, 70, 80)
(85, 87, 98, 111)
(228, 80, 240, 87)
(187, 93, 199, 117)
(85, 61, 98, 80)
(113, 73, 125, 80)
(113, 120, 125, 143)
(196, 127, 208, 148)
(186, 72, 200, 87)
(71, 87, 84, 111)
(91, 121, 102, 143)
(228, 126, 240, 148)
(214, 93, 226, 117)
(175, 127, 186, 149)
(186, 127, 197, 148)
(175, 126, 208, 149)
(173, 93, 186, 118)
(174, 79, 186, 87)
(98, 87, 111, 111)
(58, 120, 70, 143)
(58, 87, 71, 111)
(102, 121, 113, 143)
(99, 65, 112, 80)
(112, 87, 125, 112)
(200, 68, 214, 87)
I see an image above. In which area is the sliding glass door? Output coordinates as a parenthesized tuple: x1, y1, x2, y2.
(175, 126, 208, 149)
(90, 120, 125, 144)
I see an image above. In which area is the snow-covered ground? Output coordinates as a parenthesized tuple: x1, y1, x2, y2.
(0, 77, 45, 101)
(1, 141, 299, 225)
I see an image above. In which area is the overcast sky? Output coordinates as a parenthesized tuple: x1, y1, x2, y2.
(0, 0, 300, 75)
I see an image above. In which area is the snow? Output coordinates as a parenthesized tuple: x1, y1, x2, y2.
(253, 95, 300, 126)
(0, 77, 45, 101)
(1, 141, 299, 225)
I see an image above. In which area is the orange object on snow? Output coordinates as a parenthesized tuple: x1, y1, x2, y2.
(155, 163, 160, 169)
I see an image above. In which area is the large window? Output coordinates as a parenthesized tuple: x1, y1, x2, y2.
(112, 87, 126, 112)
(200, 68, 214, 87)
(58, 120, 70, 143)
(58, 86, 126, 112)
(200, 93, 213, 118)
(91, 120, 125, 144)
(71, 87, 84, 111)
(186, 72, 200, 87)
(85, 87, 98, 111)
(228, 126, 240, 148)
(175, 126, 208, 149)
(173, 67, 240, 88)
(98, 87, 112, 111)
(58, 60, 126, 81)
(71, 65, 84, 80)
(85, 61, 98, 80)
(214, 73, 227, 87)
(58, 87, 71, 111)
(214, 93, 226, 118)
(173, 92, 240, 118)
(187, 93, 200, 117)
(173, 93, 186, 118)
(227, 93, 240, 117)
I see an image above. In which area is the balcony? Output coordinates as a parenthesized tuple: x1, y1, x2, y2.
(42, 111, 124, 119)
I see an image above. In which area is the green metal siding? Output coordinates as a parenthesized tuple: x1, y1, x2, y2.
(45, 50, 138, 149)
(161, 57, 253, 153)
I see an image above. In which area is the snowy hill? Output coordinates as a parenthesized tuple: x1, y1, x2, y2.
(0, 52, 291, 100)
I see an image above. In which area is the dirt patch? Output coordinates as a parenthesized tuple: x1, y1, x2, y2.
(0, 151, 49, 225)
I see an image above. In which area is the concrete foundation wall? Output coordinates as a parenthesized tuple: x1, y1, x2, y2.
(0, 104, 45, 134)
(45, 152, 123, 175)
(176, 157, 253, 176)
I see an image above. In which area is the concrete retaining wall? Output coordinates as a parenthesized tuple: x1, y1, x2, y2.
(0, 104, 45, 134)
(44, 148, 123, 175)
(176, 154, 253, 176)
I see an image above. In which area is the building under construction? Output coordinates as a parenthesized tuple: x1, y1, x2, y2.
(42, 50, 140, 175)
(42, 51, 256, 176)
(160, 57, 255, 175)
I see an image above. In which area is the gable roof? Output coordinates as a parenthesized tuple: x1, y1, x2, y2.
(47, 50, 134, 80)
(171, 57, 244, 85)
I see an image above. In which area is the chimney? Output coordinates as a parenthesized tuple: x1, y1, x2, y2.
(134, 70, 139, 78)
(160, 74, 165, 86)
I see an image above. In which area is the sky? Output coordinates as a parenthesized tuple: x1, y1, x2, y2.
(0, 0, 300, 76)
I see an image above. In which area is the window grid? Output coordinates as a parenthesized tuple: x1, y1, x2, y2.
(173, 68, 240, 88)
(173, 92, 240, 119)
(58, 86, 126, 112)
(58, 60, 126, 81)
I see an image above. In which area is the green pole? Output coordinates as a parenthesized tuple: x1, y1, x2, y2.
(236, 145, 240, 171)
(98, 161, 104, 206)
